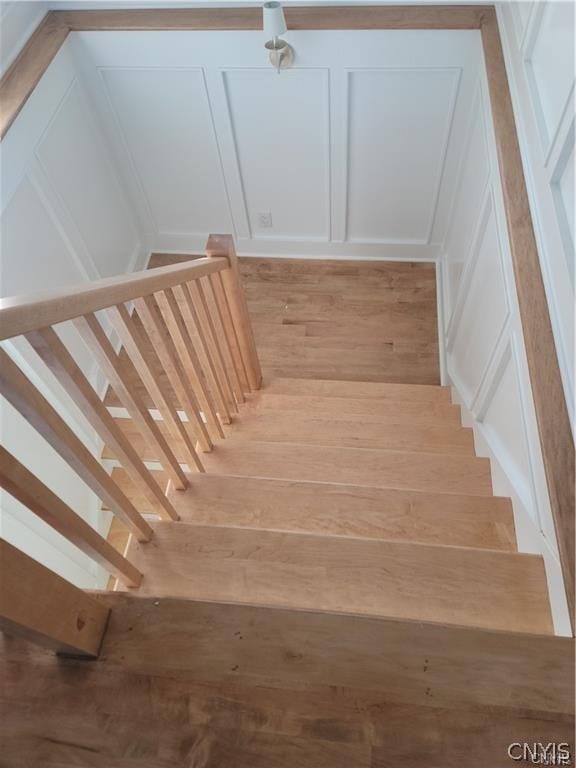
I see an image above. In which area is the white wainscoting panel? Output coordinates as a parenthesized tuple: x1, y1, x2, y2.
(479, 348, 534, 514)
(0, 1, 47, 78)
(1, 38, 146, 589)
(524, 1, 575, 153)
(36, 80, 140, 279)
(443, 87, 490, 313)
(440, 59, 572, 634)
(101, 67, 232, 246)
(448, 194, 509, 402)
(498, 1, 575, 427)
(72, 29, 483, 259)
(223, 68, 329, 241)
(347, 68, 459, 243)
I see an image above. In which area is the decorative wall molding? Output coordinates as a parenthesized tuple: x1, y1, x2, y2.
(498, 2, 575, 430)
(451, 381, 571, 637)
(65, 29, 482, 259)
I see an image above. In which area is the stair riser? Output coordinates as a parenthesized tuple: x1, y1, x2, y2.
(98, 593, 572, 713)
(125, 523, 551, 634)
(202, 442, 493, 497)
(263, 377, 451, 402)
(105, 413, 476, 458)
(107, 469, 515, 550)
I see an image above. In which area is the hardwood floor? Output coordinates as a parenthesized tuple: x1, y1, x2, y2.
(146, 254, 441, 386)
(239, 258, 440, 384)
(1, 603, 572, 768)
(11, 253, 565, 766)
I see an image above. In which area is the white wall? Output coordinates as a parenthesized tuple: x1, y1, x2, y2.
(437, 5, 573, 635)
(0, 38, 147, 588)
(0, 12, 572, 632)
(71, 29, 483, 259)
(0, 1, 48, 77)
(497, 1, 574, 432)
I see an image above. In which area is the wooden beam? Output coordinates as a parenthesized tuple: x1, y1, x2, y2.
(0, 447, 142, 588)
(206, 234, 263, 390)
(0, 348, 153, 542)
(176, 282, 232, 425)
(59, 6, 487, 32)
(0, 6, 488, 143)
(156, 288, 223, 441)
(0, 13, 69, 140)
(107, 303, 205, 473)
(0, 256, 227, 342)
(74, 313, 189, 491)
(96, 594, 574, 715)
(0, 540, 109, 657)
(204, 273, 245, 404)
(188, 278, 237, 414)
(481, 8, 575, 631)
(25, 326, 179, 522)
(134, 294, 212, 453)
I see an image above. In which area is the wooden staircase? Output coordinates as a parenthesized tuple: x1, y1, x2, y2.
(1, 238, 572, 765)
(106, 377, 551, 636)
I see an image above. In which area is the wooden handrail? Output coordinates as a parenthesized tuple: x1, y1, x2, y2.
(0, 255, 227, 342)
(0, 233, 262, 654)
(0, 540, 110, 657)
(0, 447, 143, 588)
(0, 7, 488, 140)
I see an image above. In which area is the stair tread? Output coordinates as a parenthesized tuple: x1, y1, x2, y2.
(248, 392, 461, 424)
(233, 407, 475, 454)
(125, 523, 551, 634)
(109, 468, 516, 550)
(200, 440, 493, 496)
(264, 377, 451, 402)
(104, 409, 475, 459)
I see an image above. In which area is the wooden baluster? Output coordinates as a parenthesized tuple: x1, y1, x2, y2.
(0, 347, 152, 541)
(203, 273, 244, 404)
(206, 234, 262, 390)
(212, 271, 250, 392)
(25, 326, 179, 522)
(175, 281, 231, 426)
(107, 303, 204, 473)
(0, 540, 110, 657)
(156, 287, 224, 440)
(0, 447, 142, 587)
(189, 278, 237, 414)
(74, 313, 188, 491)
(134, 295, 212, 453)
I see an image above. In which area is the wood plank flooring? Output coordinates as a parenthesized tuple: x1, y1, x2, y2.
(108, 469, 517, 550)
(200, 440, 493, 496)
(240, 258, 440, 384)
(146, 255, 440, 385)
(2, 625, 573, 768)
(124, 522, 550, 633)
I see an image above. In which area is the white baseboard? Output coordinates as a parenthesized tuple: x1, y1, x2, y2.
(450, 382, 572, 637)
(151, 234, 441, 262)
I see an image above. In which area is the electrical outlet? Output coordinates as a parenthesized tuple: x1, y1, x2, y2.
(258, 211, 273, 229)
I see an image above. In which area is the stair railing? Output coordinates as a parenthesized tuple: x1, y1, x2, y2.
(0, 234, 261, 655)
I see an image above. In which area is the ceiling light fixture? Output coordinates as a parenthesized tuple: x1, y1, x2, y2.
(263, 1, 294, 72)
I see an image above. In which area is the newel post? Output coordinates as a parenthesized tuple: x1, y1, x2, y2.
(0, 540, 110, 657)
(205, 235, 262, 390)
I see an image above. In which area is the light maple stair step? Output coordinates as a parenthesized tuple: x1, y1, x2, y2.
(264, 377, 452, 402)
(248, 392, 461, 425)
(104, 436, 491, 495)
(124, 523, 552, 634)
(231, 409, 476, 454)
(201, 440, 493, 496)
(104, 410, 476, 457)
(107, 468, 516, 550)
